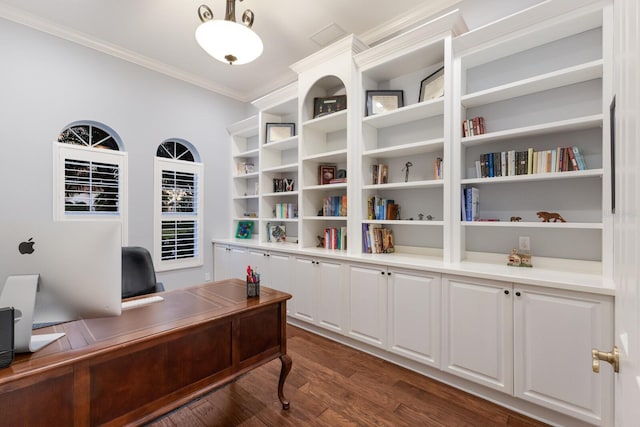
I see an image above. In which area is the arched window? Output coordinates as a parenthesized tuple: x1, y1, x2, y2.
(154, 139, 203, 270)
(54, 122, 128, 239)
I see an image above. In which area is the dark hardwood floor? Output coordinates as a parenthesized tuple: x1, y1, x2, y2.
(148, 325, 548, 426)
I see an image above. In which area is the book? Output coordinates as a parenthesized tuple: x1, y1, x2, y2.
(572, 146, 587, 170)
(464, 187, 479, 221)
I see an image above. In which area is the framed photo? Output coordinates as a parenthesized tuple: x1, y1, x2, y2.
(269, 224, 286, 242)
(366, 90, 404, 116)
(318, 164, 337, 185)
(419, 66, 445, 102)
(313, 95, 346, 119)
(235, 221, 254, 239)
(265, 123, 295, 143)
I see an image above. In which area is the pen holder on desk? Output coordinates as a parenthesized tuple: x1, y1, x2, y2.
(246, 276, 260, 298)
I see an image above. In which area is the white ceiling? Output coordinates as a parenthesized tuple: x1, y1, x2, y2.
(0, 0, 466, 102)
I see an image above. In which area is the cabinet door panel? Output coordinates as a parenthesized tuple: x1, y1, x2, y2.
(316, 260, 345, 333)
(388, 270, 440, 367)
(442, 275, 513, 393)
(514, 286, 613, 425)
(291, 257, 315, 322)
(348, 265, 387, 347)
(228, 246, 248, 281)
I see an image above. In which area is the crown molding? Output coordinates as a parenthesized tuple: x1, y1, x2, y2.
(0, 3, 250, 102)
(358, 0, 462, 46)
(289, 34, 368, 75)
(251, 81, 298, 111)
(226, 115, 258, 136)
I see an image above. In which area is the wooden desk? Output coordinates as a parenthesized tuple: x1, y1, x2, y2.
(0, 279, 292, 426)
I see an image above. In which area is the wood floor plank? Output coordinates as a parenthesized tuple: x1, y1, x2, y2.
(147, 325, 550, 427)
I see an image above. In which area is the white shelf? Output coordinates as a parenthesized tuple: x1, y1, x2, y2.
(233, 172, 260, 180)
(263, 136, 298, 151)
(263, 191, 299, 197)
(302, 109, 348, 133)
(303, 216, 347, 221)
(461, 115, 603, 147)
(232, 195, 259, 200)
(364, 219, 444, 226)
(232, 216, 258, 221)
(263, 163, 298, 173)
(302, 148, 348, 163)
(462, 168, 603, 185)
(462, 221, 603, 230)
(363, 179, 444, 190)
(461, 60, 604, 107)
(363, 138, 445, 158)
(363, 97, 444, 129)
(233, 148, 260, 159)
(263, 217, 299, 222)
(303, 183, 348, 191)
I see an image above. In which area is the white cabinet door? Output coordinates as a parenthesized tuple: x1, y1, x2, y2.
(513, 285, 613, 426)
(266, 252, 292, 294)
(347, 264, 387, 348)
(213, 244, 247, 280)
(291, 257, 316, 323)
(388, 269, 441, 367)
(442, 275, 513, 393)
(247, 249, 269, 282)
(316, 260, 346, 333)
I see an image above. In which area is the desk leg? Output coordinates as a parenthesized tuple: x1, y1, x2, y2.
(278, 354, 292, 410)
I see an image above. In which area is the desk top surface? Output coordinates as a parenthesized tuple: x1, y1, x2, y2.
(0, 279, 291, 383)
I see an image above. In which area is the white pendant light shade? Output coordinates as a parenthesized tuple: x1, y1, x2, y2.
(196, 19, 263, 65)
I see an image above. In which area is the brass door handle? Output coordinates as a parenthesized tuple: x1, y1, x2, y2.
(592, 346, 619, 373)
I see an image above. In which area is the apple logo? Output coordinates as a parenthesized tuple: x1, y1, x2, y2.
(18, 238, 35, 254)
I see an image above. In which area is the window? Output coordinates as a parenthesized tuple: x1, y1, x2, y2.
(154, 140, 203, 271)
(54, 122, 128, 240)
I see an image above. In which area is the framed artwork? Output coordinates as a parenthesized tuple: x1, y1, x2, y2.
(265, 123, 295, 143)
(419, 66, 445, 102)
(313, 95, 347, 119)
(318, 164, 337, 185)
(366, 90, 404, 116)
(269, 224, 286, 242)
(235, 221, 254, 239)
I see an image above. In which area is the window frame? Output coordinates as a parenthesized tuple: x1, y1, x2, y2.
(153, 156, 204, 271)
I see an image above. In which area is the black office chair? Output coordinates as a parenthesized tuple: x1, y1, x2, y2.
(121, 246, 165, 299)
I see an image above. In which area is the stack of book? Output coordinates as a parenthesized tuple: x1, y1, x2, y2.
(324, 227, 347, 250)
(461, 187, 479, 221)
(462, 117, 486, 137)
(362, 224, 395, 254)
(322, 195, 347, 217)
(275, 203, 297, 219)
(476, 146, 587, 178)
(366, 196, 398, 220)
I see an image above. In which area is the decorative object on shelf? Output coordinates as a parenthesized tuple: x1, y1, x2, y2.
(269, 224, 286, 242)
(246, 265, 260, 297)
(402, 161, 413, 182)
(418, 213, 434, 221)
(273, 178, 295, 192)
(507, 249, 533, 267)
(510, 216, 522, 222)
(313, 95, 346, 119)
(366, 90, 404, 116)
(318, 164, 337, 185)
(329, 169, 347, 184)
(235, 221, 254, 238)
(195, 2, 263, 65)
(265, 123, 295, 143)
(419, 66, 444, 102)
(242, 212, 257, 217)
(316, 235, 324, 248)
(536, 211, 566, 222)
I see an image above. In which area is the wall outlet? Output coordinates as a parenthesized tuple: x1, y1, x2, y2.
(205, 272, 211, 281)
(519, 236, 531, 252)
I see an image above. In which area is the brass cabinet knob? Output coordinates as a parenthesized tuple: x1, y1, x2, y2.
(592, 346, 619, 373)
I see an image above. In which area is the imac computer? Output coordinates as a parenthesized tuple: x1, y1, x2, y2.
(0, 221, 122, 353)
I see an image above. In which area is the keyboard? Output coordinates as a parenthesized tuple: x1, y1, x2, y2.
(121, 295, 164, 310)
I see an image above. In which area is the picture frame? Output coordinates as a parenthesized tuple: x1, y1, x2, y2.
(269, 224, 286, 242)
(265, 122, 295, 143)
(235, 221, 254, 239)
(313, 95, 347, 119)
(419, 66, 445, 102)
(366, 90, 404, 116)
(318, 164, 337, 185)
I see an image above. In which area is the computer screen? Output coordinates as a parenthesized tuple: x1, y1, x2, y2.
(0, 221, 122, 352)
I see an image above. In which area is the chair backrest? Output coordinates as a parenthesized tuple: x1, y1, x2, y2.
(121, 246, 159, 299)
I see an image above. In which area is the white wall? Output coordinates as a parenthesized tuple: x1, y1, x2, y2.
(0, 17, 246, 290)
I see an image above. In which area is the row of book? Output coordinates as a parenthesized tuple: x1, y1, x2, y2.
(461, 187, 479, 221)
(322, 195, 347, 217)
(236, 161, 255, 175)
(362, 224, 395, 254)
(475, 146, 587, 178)
(371, 164, 389, 185)
(462, 116, 486, 137)
(323, 227, 347, 250)
(367, 196, 398, 220)
(275, 203, 297, 219)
